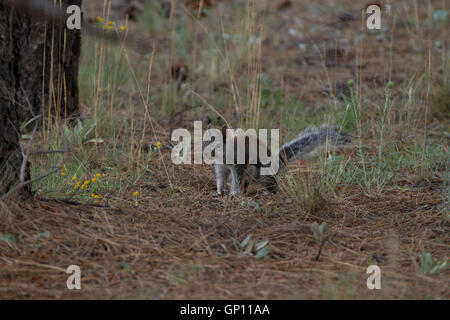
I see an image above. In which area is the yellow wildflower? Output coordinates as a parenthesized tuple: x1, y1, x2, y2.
(72, 176, 77, 182)
(81, 180, 90, 190)
(132, 191, 140, 197)
(60, 164, 66, 176)
(91, 177, 97, 183)
(96, 173, 102, 178)
(107, 21, 114, 25)
(121, 26, 127, 31)
(74, 181, 81, 190)
(96, 16, 103, 23)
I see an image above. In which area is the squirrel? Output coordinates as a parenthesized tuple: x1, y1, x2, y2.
(204, 124, 353, 196)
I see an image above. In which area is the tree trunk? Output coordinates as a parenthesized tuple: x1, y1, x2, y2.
(0, 0, 82, 196)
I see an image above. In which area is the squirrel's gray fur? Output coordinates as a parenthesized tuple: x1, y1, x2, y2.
(278, 125, 353, 168)
(206, 125, 352, 196)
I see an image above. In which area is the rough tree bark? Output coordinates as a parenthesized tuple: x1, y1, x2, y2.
(0, 0, 82, 196)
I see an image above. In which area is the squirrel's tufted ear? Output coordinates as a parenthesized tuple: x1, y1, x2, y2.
(221, 126, 228, 144)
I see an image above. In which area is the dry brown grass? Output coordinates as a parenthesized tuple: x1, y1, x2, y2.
(1, 157, 448, 299)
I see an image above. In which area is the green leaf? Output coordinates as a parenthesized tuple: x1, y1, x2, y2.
(82, 120, 98, 141)
(75, 119, 83, 135)
(429, 259, 448, 275)
(240, 234, 252, 249)
(254, 247, 271, 259)
(85, 138, 104, 144)
(421, 251, 433, 270)
(319, 222, 328, 234)
(311, 222, 320, 241)
(0, 234, 17, 243)
(35, 231, 51, 240)
(64, 125, 71, 139)
(255, 240, 268, 251)
(432, 10, 448, 22)
(244, 240, 255, 255)
(311, 222, 319, 232)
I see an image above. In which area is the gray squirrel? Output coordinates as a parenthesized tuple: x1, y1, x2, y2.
(204, 124, 353, 196)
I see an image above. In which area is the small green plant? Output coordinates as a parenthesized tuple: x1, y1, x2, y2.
(375, 81, 394, 193)
(318, 154, 354, 198)
(346, 79, 370, 193)
(132, 191, 140, 206)
(34, 231, 51, 251)
(311, 222, 328, 242)
(311, 222, 329, 261)
(344, 80, 398, 194)
(336, 102, 358, 133)
(237, 234, 270, 259)
(0, 234, 17, 244)
(413, 250, 448, 275)
(63, 119, 100, 147)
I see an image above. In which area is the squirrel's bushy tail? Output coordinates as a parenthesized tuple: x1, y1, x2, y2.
(277, 125, 352, 167)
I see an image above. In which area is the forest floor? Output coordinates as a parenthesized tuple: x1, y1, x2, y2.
(0, 0, 449, 299)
